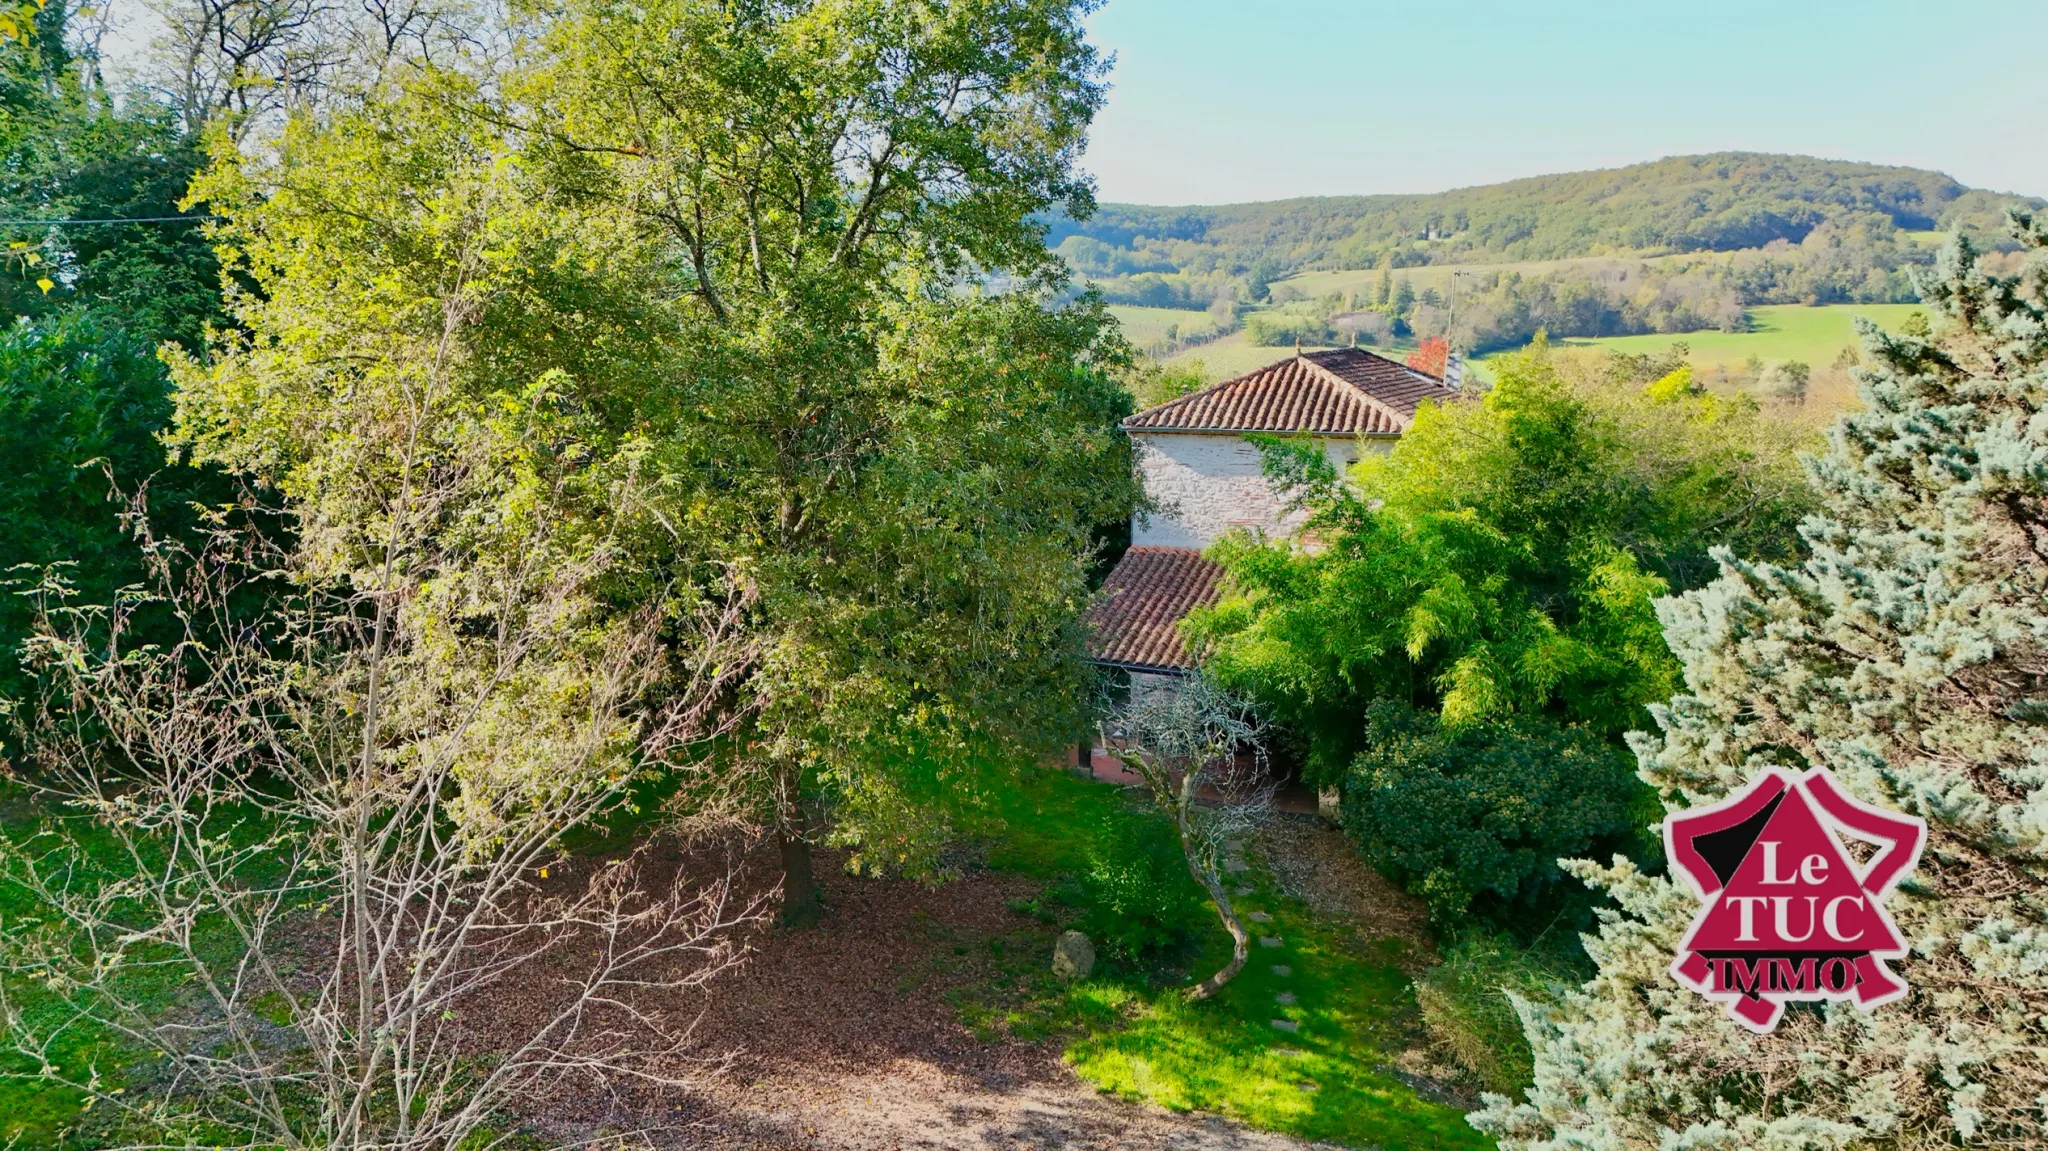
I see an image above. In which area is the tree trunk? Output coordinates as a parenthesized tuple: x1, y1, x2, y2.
(772, 760, 821, 928)
(1182, 832, 1250, 1000)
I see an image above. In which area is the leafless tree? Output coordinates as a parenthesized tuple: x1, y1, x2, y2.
(0, 482, 762, 1148)
(142, 0, 498, 139)
(1101, 675, 1268, 1000)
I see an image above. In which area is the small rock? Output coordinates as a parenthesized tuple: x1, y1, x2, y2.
(1297, 1080, 1320, 1093)
(1259, 936, 1283, 948)
(1231, 886, 1255, 896)
(1223, 859, 1250, 873)
(1270, 964, 1292, 977)
(1052, 930, 1095, 980)
(1271, 1019, 1299, 1032)
(1273, 1046, 1304, 1057)
(1246, 911, 1273, 923)
(1275, 991, 1297, 1006)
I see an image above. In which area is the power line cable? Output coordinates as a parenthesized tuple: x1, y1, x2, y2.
(0, 215, 220, 226)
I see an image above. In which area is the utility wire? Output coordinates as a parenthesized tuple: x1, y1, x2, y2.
(0, 215, 220, 226)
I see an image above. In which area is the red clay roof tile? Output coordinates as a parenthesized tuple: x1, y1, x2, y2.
(1123, 347, 1456, 435)
(1083, 547, 1225, 671)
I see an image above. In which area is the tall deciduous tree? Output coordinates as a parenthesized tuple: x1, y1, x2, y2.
(1473, 215, 2048, 1149)
(517, 0, 1129, 922)
(175, 0, 1134, 927)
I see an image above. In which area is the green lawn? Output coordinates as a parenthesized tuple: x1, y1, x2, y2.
(963, 767, 1486, 1149)
(0, 785, 204, 1147)
(1547, 303, 1925, 371)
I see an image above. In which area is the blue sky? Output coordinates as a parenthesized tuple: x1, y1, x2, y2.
(1080, 0, 2048, 205)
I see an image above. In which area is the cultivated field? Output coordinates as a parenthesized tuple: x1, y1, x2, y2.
(1142, 303, 1928, 397)
(1545, 303, 1925, 371)
(1107, 304, 1221, 348)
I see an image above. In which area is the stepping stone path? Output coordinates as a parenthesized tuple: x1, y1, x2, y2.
(1259, 936, 1283, 948)
(1275, 991, 1297, 1006)
(1270, 965, 1292, 977)
(1246, 911, 1273, 923)
(1271, 1018, 1299, 1033)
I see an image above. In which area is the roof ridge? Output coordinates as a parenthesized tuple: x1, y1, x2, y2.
(1296, 350, 1412, 429)
(1305, 343, 1443, 381)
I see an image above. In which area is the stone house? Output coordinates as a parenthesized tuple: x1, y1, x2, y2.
(1084, 346, 1457, 698)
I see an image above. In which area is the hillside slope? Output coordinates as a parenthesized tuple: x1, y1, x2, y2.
(1052, 153, 2034, 295)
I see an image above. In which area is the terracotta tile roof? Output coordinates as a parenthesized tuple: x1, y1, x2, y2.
(1084, 547, 1224, 672)
(1122, 347, 1457, 436)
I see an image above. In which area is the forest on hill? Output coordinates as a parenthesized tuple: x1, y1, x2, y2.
(1064, 153, 2041, 354)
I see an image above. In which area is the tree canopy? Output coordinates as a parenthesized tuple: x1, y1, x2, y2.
(167, 0, 1138, 923)
(1189, 345, 1816, 788)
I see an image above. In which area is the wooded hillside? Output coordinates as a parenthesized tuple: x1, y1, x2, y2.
(1050, 153, 2038, 303)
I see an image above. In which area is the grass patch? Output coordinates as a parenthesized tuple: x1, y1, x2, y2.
(965, 767, 1485, 1148)
(0, 782, 186, 1148)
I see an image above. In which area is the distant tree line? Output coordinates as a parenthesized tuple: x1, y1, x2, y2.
(1054, 152, 2041, 348)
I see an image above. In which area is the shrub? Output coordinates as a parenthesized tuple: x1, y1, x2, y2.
(1340, 702, 1651, 932)
(1416, 933, 1578, 1095)
(1055, 811, 1206, 964)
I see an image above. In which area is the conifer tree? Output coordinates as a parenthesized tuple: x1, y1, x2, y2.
(1473, 214, 2048, 1149)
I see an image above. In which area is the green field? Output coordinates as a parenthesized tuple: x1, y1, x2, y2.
(1545, 303, 1924, 371)
(1148, 303, 1927, 394)
(1107, 305, 1220, 347)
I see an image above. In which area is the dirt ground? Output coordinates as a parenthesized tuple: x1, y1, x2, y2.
(499, 817, 1429, 1150)
(1249, 814, 1435, 971)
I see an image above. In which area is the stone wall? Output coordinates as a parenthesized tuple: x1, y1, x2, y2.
(1131, 432, 1381, 549)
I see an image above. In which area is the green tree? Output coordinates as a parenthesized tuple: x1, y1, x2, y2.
(0, 2, 225, 698)
(1389, 275, 1416, 317)
(0, 0, 218, 345)
(1474, 217, 2048, 1149)
(524, 0, 1129, 923)
(1190, 346, 1812, 788)
(0, 312, 170, 695)
(174, 0, 1134, 928)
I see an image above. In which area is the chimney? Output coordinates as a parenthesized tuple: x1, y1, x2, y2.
(1444, 351, 1464, 391)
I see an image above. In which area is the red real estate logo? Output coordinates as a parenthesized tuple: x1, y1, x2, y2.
(1666, 767, 1924, 1033)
